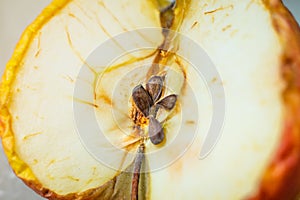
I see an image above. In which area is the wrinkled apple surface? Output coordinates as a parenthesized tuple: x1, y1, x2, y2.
(0, 0, 300, 199)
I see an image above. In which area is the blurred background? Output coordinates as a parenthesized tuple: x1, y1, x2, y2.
(0, 0, 299, 199)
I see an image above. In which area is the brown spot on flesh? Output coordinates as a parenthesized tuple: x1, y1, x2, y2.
(23, 132, 42, 141)
(34, 32, 42, 57)
(67, 13, 76, 18)
(63, 75, 75, 83)
(222, 24, 232, 32)
(64, 176, 80, 182)
(74, 98, 99, 108)
(190, 21, 199, 29)
(174, 55, 188, 95)
(34, 50, 41, 58)
(97, 93, 113, 106)
(204, 5, 234, 15)
(186, 120, 195, 125)
(46, 157, 71, 168)
(170, 159, 184, 181)
(46, 174, 55, 181)
(211, 77, 218, 83)
(46, 159, 56, 168)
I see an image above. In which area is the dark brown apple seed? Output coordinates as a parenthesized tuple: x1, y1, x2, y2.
(157, 94, 177, 110)
(148, 115, 165, 145)
(146, 76, 164, 103)
(132, 85, 153, 117)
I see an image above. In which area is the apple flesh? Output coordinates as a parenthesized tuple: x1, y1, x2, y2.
(0, 0, 299, 199)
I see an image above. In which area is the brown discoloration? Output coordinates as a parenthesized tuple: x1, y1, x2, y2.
(97, 93, 112, 106)
(63, 176, 80, 182)
(85, 179, 93, 186)
(0, 0, 71, 107)
(190, 21, 199, 29)
(46, 159, 56, 168)
(68, 13, 75, 18)
(46, 157, 71, 168)
(0, 0, 128, 197)
(170, 159, 184, 181)
(174, 55, 188, 95)
(222, 24, 232, 32)
(211, 77, 218, 83)
(204, 5, 234, 15)
(246, 0, 257, 10)
(63, 75, 74, 83)
(230, 29, 238, 37)
(35, 32, 42, 58)
(35, 50, 41, 58)
(185, 120, 195, 125)
(103, 50, 157, 74)
(67, 12, 88, 30)
(23, 132, 42, 141)
(23, 177, 117, 200)
(211, 15, 215, 23)
(74, 98, 99, 108)
(47, 174, 55, 181)
(23, 156, 148, 200)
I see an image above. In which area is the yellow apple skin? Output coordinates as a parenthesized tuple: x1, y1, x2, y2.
(0, 0, 300, 199)
(0, 0, 98, 199)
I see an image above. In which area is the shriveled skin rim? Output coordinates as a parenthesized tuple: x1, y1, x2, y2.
(0, 0, 300, 199)
(247, 0, 300, 200)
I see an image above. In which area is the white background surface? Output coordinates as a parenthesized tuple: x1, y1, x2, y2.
(0, 0, 299, 199)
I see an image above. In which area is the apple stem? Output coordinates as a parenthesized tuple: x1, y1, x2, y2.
(146, 1, 176, 79)
(131, 144, 145, 200)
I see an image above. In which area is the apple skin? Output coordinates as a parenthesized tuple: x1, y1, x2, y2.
(23, 178, 117, 200)
(0, 0, 300, 199)
(247, 0, 300, 199)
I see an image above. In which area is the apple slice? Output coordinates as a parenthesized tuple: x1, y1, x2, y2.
(0, 0, 300, 199)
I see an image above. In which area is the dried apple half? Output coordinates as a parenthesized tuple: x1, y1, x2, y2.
(1, 0, 300, 199)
